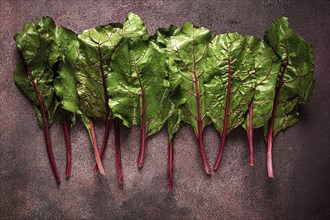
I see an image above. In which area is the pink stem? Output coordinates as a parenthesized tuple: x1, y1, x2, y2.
(248, 101, 254, 167)
(25, 62, 60, 184)
(213, 51, 232, 171)
(61, 110, 72, 178)
(89, 118, 106, 176)
(115, 119, 123, 184)
(168, 140, 173, 192)
(93, 47, 110, 172)
(267, 55, 288, 178)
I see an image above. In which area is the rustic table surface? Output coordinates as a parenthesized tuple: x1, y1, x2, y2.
(1, 0, 329, 219)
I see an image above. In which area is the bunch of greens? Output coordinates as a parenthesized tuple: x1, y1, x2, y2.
(14, 14, 314, 190)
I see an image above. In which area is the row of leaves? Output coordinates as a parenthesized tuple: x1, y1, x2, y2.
(14, 13, 314, 190)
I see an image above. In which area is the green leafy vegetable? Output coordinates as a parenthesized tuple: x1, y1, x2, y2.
(52, 26, 80, 178)
(53, 27, 81, 116)
(152, 25, 183, 191)
(166, 22, 212, 175)
(75, 22, 122, 172)
(205, 33, 255, 171)
(14, 17, 61, 183)
(108, 13, 174, 169)
(242, 36, 280, 166)
(263, 17, 314, 178)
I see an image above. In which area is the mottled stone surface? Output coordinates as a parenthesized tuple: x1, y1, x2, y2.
(1, 0, 329, 219)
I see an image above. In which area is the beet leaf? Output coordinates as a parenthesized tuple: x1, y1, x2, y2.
(75, 23, 123, 174)
(151, 25, 183, 191)
(166, 23, 212, 175)
(205, 33, 255, 171)
(53, 26, 81, 178)
(14, 17, 61, 183)
(108, 13, 174, 169)
(263, 17, 314, 178)
(242, 36, 280, 166)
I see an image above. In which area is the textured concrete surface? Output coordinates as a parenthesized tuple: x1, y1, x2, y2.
(1, 0, 330, 219)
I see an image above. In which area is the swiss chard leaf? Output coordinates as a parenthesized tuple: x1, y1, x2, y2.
(242, 36, 281, 166)
(14, 17, 61, 183)
(263, 17, 315, 177)
(52, 26, 80, 178)
(75, 24, 122, 118)
(205, 33, 255, 171)
(151, 25, 182, 142)
(243, 36, 280, 129)
(53, 26, 80, 119)
(152, 25, 184, 191)
(14, 17, 60, 128)
(108, 15, 174, 168)
(166, 22, 212, 174)
(152, 25, 180, 49)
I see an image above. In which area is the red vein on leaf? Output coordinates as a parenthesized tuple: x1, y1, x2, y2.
(135, 62, 147, 169)
(247, 101, 254, 167)
(114, 118, 123, 184)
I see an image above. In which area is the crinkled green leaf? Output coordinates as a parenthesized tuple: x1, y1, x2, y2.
(205, 33, 255, 135)
(122, 12, 149, 39)
(242, 36, 280, 130)
(166, 80, 186, 141)
(151, 25, 184, 141)
(264, 17, 315, 137)
(108, 30, 173, 136)
(53, 26, 80, 126)
(74, 23, 123, 118)
(151, 25, 180, 48)
(166, 22, 212, 174)
(14, 17, 60, 128)
(166, 22, 211, 136)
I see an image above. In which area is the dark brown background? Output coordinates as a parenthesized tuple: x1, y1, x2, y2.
(1, 0, 330, 219)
